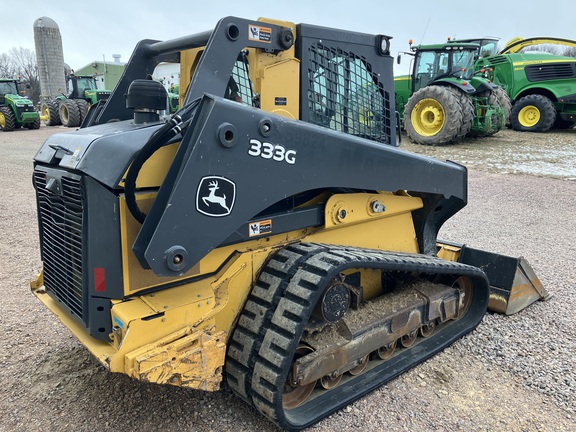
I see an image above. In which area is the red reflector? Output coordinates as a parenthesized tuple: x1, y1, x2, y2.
(462, 81, 468, 86)
(94, 267, 106, 292)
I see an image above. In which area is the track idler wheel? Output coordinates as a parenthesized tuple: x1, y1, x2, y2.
(283, 344, 317, 409)
(453, 276, 473, 319)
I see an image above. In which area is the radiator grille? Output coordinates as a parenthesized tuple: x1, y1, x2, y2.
(34, 169, 85, 320)
(525, 63, 576, 81)
(485, 55, 509, 65)
(307, 44, 392, 143)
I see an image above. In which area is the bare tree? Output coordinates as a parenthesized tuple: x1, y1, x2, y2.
(7, 47, 40, 103)
(564, 46, 576, 57)
(522, 43, 576, 57)
(524, 44, 562, 55)
(0, 53, 18, 78)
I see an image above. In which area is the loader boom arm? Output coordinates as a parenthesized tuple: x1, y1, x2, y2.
(134, 95, 468, 276)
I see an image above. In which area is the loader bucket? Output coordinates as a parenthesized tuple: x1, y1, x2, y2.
(437, 243, 551, 315)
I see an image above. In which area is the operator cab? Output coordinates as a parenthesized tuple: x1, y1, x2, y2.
(412, 45, 477, 92)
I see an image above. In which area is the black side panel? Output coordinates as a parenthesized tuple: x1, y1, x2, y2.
(84, 176, 124, 301)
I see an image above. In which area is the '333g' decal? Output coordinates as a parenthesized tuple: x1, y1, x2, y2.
(248, 139, 296, 164)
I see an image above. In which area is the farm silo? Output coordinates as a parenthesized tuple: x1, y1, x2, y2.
(33, 16, 66, 99)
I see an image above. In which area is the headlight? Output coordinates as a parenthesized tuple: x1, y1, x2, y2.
(379, 35, 391, 55)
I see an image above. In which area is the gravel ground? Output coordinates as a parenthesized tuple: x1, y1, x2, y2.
(0, 126, 575, 432)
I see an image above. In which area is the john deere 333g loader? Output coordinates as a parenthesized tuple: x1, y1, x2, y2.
(31, 17, 548, 431)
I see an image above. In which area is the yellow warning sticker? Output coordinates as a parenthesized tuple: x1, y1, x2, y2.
(248, 25, 272, 43)
(248, 219, 272, 237)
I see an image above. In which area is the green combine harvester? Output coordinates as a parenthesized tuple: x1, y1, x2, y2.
(466, 37, 576, 132)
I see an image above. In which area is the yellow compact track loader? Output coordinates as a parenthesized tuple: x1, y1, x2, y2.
(31, 17, 549, 431)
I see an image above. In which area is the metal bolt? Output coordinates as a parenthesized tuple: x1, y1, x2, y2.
(339, 209, 347, 220)
(371, 200, 385, 213)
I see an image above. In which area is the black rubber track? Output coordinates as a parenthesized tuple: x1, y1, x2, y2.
(226, 243, 490, 431)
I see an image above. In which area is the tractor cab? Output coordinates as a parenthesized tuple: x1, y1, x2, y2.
(411, 43, 478, 92)
(66, 74, 98, 99)
(0, 80, 19, 99)
(448, 37, 500, 59)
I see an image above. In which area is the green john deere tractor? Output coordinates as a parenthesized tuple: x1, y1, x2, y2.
(0, 79, 40, 132)
(395, 41, 510, 145)
(470, 37, 576, 132)
(40, 74, 111, 127)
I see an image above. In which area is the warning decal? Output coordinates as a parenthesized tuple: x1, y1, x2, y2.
(249, 25, 272, 43)
(248, 219, 272, 237)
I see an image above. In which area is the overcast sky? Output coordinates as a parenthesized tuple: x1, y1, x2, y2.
(2, 0, 575, 75)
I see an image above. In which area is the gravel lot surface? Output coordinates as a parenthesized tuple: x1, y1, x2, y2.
(1, 126, 575, 431)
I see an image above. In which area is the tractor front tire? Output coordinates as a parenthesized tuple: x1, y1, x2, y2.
(0, 106, 16, 132)
(467, 87, 511, 137)
(491, 86, 512, 125)
(404, 85, 468, 146)
(25, 117, 41, 130)
(510, 94, 556, 132)
(60, 99, 81, 128)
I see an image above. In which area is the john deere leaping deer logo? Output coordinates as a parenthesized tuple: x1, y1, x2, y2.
(196, 176, 236, 217)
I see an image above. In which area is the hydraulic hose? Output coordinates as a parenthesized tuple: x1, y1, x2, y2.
(124, 98, 201, 224)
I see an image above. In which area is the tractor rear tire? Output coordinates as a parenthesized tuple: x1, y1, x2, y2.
(60, 99, 81, 128)
(510, 94, 556, 132)
(74, 99, 89, 124)
(0, 106, 16, 132)
(451, 89, 475, 141)
(404, 85, 468, 146)
(41, 101, 61, 126)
